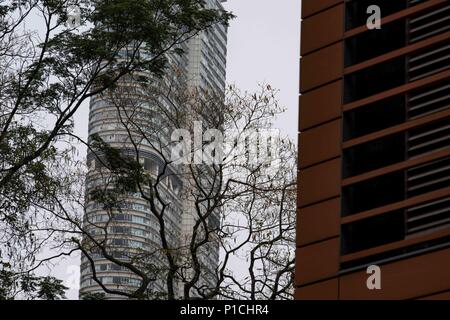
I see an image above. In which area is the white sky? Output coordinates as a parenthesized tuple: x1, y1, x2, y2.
(42, 0, 301, 300)
(224, 0, 300, 141)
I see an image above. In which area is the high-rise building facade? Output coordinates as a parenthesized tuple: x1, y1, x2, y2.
(79, 0, 228, 299)
(296, 0, 450, 299)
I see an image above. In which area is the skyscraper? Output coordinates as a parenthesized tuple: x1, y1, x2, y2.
(296, 0, 450, 299)
(79, 0, 228, 299)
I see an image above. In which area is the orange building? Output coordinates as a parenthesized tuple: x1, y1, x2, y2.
(296, 0, 450, 299)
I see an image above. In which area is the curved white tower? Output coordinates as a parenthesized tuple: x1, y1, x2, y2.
(79, 0, 228, 299)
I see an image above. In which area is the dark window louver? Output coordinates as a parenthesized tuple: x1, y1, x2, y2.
(408, 117, 450, 157)
(408, 43, 450, 81)
(340, 0, 450, 270)
(408, 79, 450, 118)
(407, 197, 450, 236)
(409, 4, 450, 43)
(407, 157, 450, 198)
(405, 1, 450, 237)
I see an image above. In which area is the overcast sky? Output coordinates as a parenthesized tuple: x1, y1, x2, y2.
(46, 0, 301, 300)
(224, 0, 300, 141)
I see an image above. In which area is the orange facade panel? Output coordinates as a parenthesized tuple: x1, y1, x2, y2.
(295, 278, 339, 300)
(302, 0, 343, 19)
(297, 197, 340, 247)
(300, 42, 343, 92)
(301, 4, 344, 55)
(299, 80, 342, 131)
(299, 158, 341, 207)
(339, 247, 450, 300)
(295, 237, 340, 286)
(299, 119, 341, 168)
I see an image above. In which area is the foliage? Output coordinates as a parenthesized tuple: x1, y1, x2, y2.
(0, 0, 232, 299)
(69, 79, 297, 300)
(0, 263, 67, 300)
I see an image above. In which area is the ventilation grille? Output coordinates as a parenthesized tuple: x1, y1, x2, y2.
(408, 42, 450, 81)
(408, 117, 450, 157)
(408, 79, 450, 118)
(407, 157, 450, 198)
(405, 0, 450, 237)
(406, 197, 450, 236)
(409, 4, 450, 43)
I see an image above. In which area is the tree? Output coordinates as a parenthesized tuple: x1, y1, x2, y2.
(1, 0, 297, 301)
(0, 262, 67, 300)
(0, 0, 232, 298)
(33, 75, 297, 300)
